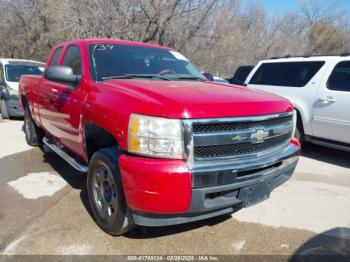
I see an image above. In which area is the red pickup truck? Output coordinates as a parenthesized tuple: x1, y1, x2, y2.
(19, 39, 300, 235)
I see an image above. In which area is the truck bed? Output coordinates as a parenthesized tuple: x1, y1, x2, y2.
(19, 74, 42, 121)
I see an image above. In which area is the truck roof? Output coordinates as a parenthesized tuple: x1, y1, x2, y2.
(0, 58, 45, 65)
(55, 39, 171, 50)
(261, 54, 350, 63)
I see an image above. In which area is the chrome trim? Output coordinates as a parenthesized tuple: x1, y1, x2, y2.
(189, 143, 299, 173)
(182, 111, 294, 163)
(43, 137, 88, 173)
(189, 111, 293, 125)
(190, 144, 299, 187)
(193, 122, 293, 146)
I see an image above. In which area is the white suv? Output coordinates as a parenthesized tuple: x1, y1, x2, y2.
(0, 59, 45, 119)
(245, 55, 350, 151)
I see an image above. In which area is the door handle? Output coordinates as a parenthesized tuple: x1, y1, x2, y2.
(50, 92, 59, 99)
(320, 96, 336, 103)
(50, 88, 59, 99)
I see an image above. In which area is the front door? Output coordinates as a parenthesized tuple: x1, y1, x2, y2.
(312, 61, 350, 144)
(42, 45, 85, 155)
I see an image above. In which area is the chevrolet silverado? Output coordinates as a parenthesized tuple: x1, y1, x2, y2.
(19, 39, 300, 235)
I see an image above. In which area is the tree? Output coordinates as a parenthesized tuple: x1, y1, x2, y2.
(308, 21, 350, 55)
(0, 0, 349, 75)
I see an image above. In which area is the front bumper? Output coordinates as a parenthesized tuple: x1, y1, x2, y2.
(119, 140, 300, 226)
(4, 96, 23, 117)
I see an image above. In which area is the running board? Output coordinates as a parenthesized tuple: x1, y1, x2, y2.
(43, 137, 88, 173)
(307, 137, 350, 152)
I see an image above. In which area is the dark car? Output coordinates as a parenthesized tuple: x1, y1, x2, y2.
(230, 65, 254, 85)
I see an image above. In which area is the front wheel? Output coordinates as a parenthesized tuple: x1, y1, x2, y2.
(87, 147, 134, 235)
(1, 99, 9, 119)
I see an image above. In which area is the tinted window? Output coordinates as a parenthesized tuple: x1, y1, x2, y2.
(88, 44, 203, 81)
(5, 65, 43, 82)
(232, 66, 254, 84)
(51, 47, 63, 66)
(0, 64, 4, 84)
(62, 45, 81, 75)
(249, 61, 325, 87)
(327, 61, 350, 92)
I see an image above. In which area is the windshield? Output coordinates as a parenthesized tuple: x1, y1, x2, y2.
(89, 44, 204, 81)
(5, 64, 44, 82)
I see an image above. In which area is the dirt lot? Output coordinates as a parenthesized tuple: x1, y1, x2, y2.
(0, 119, 349, 257)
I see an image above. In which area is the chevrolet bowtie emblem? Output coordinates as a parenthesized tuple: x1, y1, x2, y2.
(250, 129, 269, 143)
(231, 135, 245, 142)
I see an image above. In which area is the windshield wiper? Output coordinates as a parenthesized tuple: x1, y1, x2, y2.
(173, 76, 204, 81)
(102, 74, 171, 81)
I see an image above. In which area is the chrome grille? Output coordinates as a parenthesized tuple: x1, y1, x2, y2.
(194, 132, 292, 158)
(184, 112, 294, 161)
(192, 115, 293, 133)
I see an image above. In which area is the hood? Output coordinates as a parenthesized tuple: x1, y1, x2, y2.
(103, 79, 293, 119)
(5, 81, 19, 91)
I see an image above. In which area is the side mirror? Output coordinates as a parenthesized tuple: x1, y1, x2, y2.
(202, 72, 214, 81)
(44, 66, 80, 84)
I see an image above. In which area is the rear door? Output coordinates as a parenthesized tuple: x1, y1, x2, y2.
(39, 46, 64, 132)
(312, 60, 350, 144)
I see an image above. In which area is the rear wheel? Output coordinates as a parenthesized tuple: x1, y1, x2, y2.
(87, 147, 134, 235)
(24, 108, 44, 146)
(1, 99, 9, 119)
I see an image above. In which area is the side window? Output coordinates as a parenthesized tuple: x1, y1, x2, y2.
(249, 61, 325, 87)
(327, 61, 350, 92)
(50, 47, 63, 66)
(232, 66, 254, 84)
(0, 64, 4, 85)
(62, 45, 82, 75)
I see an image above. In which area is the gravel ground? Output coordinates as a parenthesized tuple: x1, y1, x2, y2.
(0, 119, 349, 258)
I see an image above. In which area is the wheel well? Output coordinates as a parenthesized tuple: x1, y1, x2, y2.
(294, 109, 304, 133)
(84, 123, 119, 161)
(21, 96, 29, 109)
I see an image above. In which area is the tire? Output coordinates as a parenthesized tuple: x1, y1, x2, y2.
(87, 147, 134, 235)
(24, 107, 44, 146)
(1, 99, 9, 119)
(294, 122, 304, 143)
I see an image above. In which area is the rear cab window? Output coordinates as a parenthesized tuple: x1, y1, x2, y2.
(249, 61, 325, 87)
(327, 61, 350, 92)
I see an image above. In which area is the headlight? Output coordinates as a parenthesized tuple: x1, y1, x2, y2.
(128, 114, 184, 159)
(8, 87, 18, 96)
(292, 110, 297, 138)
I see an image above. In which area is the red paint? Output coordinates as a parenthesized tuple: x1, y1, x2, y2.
(119, 155, 192, 213)
(291, 137, 301, 150)
(19, 39, 298, 215)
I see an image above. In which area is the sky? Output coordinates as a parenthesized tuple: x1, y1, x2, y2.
(262, 0, 299, 13)
(261, 0, 350, 14)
